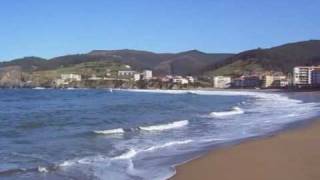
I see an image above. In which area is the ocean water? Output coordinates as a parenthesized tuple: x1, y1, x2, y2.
(0, 89, 320, 180)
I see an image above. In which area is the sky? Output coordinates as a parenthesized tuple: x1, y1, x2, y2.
(0, 0, 319, 61)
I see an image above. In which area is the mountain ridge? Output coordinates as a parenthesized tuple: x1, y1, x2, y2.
(1, 40, 320, 79)
(0, 50, 233, 76)
(205, 40, 320, 76)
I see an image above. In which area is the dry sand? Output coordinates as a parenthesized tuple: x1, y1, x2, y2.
(171, 120, 320, 180)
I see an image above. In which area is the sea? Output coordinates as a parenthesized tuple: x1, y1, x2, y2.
(0, 89, 320, 180)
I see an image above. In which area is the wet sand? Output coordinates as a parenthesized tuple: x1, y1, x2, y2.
(171, 119, 320, 180)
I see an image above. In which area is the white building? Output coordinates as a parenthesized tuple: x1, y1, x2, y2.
(142, 70, 153, 80)
(293, 66, 320, 86)
(61, 74, 82, 81)
(161, 75, 173, 82)
(134, 73, 142, 81)
(173, 76, 189, 85)
(213, 76, 231, 88)
(118, 70, 136, 77)
(55, 79, 69, 86)
(186, 76, 195, 83)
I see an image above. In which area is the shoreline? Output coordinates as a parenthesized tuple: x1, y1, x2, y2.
(170, 117, 320, 180)
(1, 87, 320, 93)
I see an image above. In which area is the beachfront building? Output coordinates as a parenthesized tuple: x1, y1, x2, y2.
(61, 74, 82, 82)
(293, 66, 320, 87)
(213, 76, 231, 88)
(311, 68, 320, 86)
(232, 76, 261, 88)
(293, 67, 311, 85)
(262, 75, 287, 88)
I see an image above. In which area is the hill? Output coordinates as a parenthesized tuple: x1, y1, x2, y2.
(205, 40, 320, 76)
(0, 50, 233, 76)
(87, 49, 232, 75)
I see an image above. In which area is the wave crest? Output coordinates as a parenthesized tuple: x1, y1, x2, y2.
(144, 140, 193, 152)
(139, 120, 189, 131)
(112, 149, 138, 160)
(94, 128, 125, 135)
(210, 106, 244, 117)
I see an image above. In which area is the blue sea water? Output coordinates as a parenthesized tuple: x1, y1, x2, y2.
(0, 89, 319, 180)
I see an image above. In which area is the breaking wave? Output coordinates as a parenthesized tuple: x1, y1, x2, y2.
(144, 140, 193, 152)
(94, 128, 125, 135)
(93, 120, 189, 135)
(112, 149, 138, 160)
(139, 120, 189, 131)
(209, 106, 244, 117)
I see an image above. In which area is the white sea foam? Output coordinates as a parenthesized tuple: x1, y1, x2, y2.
(112, 149, 138, 160)
(94, 128, 125, 135)
(210, 106, 244, 117)
(37, 166, 48, 173)
(59, 161, 75, 167)
(33, 87, 46, 90)
(139, 120, 189, 131)
(144, 140, 193, 152)
(55, 89, 319, 180)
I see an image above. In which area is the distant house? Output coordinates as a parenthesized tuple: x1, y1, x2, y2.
(55, 73, 81, 86)
(133, 73, 142, 81)
(55, 79, 69, 86)
(131, 70, 153, 81)
(118, 70, 136, 77)
(161, 75, 173, 83)
(61, 74, 82, 81)
(173, 76, 189, 85)
(213, 76, 231, 88)
(186, 76, 195, 83)
(142, 70, 153, 80)
(88, 74, 102, 80)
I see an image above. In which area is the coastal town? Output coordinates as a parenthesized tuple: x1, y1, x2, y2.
(49, 65, 320, 90)
(1, 40, 319, 90)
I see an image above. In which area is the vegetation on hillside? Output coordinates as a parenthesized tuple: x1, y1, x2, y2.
(0, 50, 233, 76)
(205, 40, 320, 77)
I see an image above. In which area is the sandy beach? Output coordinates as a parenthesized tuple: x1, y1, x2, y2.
(171, 119, 320, 180)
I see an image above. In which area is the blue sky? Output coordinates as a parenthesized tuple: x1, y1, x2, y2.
(0, 0, 319, 61)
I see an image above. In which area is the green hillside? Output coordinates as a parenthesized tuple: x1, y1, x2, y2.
(0, 50, 233, 76)
(31, 61, 129, 84)
(205, 40, 320, 77)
